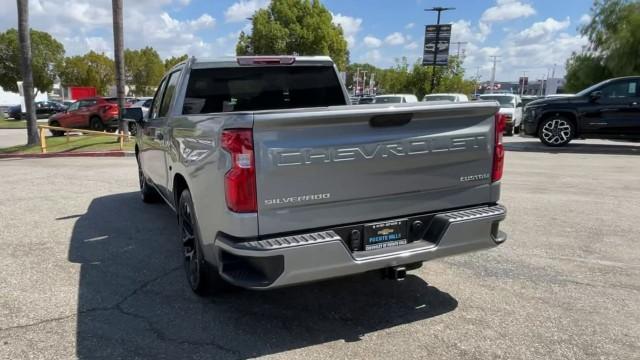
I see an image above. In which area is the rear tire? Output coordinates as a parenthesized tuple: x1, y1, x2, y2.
(90, 117, 104, 131)
(137, 156, 160, 203)
(178, 189, 228, 296)
(514, 123, 520, 134)
(538, 116, 574, 147)
(49, 121, 65, 137)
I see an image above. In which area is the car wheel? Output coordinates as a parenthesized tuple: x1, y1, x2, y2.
(90, 117, 104, 131)
(128, 121, 137, 136)
(48, 121, 65, 137)
(539, 116, 574, 147)
(505, 124, 514, 136)
(137, 156, 160, 203)
(178, 189, 228, 296)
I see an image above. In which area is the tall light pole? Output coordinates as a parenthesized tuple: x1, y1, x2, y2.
(112, 0, 127, 135)
(520, 71, 527, 96)
(489, 55, 500, 94)
(425, 6, 455, 93)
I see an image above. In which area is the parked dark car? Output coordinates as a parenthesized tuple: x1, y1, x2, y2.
(7, 101, 65, 120)
(523, 76, 640, 146)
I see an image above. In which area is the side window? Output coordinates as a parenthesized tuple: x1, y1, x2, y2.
(158, 70, 181, 117)
(601, 81, 637, 99)
(149, 77, 168, 119)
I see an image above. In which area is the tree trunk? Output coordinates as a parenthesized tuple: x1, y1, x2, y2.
(111, 0, 128, 136)
(16, 0, 39, 145)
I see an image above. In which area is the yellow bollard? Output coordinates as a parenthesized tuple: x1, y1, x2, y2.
(119, 134, 124, 150)
(39, 127, 47, 154)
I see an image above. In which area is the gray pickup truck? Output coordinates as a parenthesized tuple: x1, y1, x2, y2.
(135, 56, 507, 295)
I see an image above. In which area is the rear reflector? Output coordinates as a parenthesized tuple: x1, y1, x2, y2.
(492, 113, 506, 182)
(237, 56, 296, 65)
(221, 129, 257, 213)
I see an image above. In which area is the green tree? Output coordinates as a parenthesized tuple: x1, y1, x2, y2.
(0, 28, 65, 94)
(59, 51, 115, 95)
(164, 54, 188, 72)
(565, 0, 640, 92)
(360, 56, 475, 99)
(235, 0, 349, 69)
(125, 47, 164, 96)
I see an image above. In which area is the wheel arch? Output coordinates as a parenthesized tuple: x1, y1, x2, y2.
(172, 173, 190, 209)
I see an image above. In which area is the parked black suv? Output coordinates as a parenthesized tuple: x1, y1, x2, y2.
(523, 76, 640, 146)
(7, 101, 66, 120)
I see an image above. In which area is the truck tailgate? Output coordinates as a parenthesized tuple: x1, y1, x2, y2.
(252, 102, 499, 235)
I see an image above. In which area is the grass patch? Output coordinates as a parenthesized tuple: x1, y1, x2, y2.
(0, 118, 29, 129)
(0, 134, 134, 154)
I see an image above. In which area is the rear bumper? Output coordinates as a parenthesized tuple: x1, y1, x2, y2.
(214, 204, 507, 289)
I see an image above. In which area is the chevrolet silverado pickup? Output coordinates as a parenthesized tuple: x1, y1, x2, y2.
(135, 56, 507, 295)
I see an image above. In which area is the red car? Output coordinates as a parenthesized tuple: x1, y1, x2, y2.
(48, 97, 122, 136)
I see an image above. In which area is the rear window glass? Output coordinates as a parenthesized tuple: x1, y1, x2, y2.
(183, 66, 346, 114)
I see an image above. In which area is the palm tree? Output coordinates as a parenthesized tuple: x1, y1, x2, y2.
(111, 0, 127, 135)
(16, 0, 39, 145)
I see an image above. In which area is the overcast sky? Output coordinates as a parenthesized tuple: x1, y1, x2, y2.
(0, 0, 593, 81)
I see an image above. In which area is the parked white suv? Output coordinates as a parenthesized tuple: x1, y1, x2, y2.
(423, 93, 469, 103)
(478, 94, 523, 136)
(374, 94, 419, 104)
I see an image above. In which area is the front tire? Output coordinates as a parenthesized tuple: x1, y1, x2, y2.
(178, 189, 227, 296)
(538, 116, 574, 147)
(137, 156, 160, 203)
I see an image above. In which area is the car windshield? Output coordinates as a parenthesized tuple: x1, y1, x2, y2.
(374, 96, 402, 103)
(479, 95, 515, 107)
(424, 95, 456, 102)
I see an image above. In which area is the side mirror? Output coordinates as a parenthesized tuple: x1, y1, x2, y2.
(590, 91, 602, 101)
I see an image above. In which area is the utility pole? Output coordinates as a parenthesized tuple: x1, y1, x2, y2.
(425, 7, 455, 93)
(354, 67, 360, 96)
(112, 0, 127, 136)
(520, 71, 527, 96)
(451, 41, 468, 58)
(474, 66, 481, 98)
(361, 71, 368, 96)
(369, 72, 375, 96)
(16, 0, 39, 145)
(489, 56, 500, 94)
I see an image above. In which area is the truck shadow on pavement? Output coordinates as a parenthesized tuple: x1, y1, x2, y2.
(505, 139, 640, 156)
(67, 192, 458, 359)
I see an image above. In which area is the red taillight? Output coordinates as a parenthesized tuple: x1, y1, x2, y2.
(221, 129, 257, 213)
(492, 113, 506, 182)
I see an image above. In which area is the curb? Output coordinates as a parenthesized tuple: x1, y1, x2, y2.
(0, 151, 135, 159)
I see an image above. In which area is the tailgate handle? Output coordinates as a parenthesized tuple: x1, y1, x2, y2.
(369, 113, 413, 127)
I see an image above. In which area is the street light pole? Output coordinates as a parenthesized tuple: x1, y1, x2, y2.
(425, 6, 455, 93)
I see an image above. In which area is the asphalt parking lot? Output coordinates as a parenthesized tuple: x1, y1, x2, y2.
(1, 138, 639, 359)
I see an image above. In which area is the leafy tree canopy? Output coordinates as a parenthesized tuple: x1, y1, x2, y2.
(59, 51, 115, 96)
(164, 54, 188, 72)
(565, 0, 640, 92)
(125, 47, 165, 96)
(236, 0, 349, 69)
(0, 28, 65, 94)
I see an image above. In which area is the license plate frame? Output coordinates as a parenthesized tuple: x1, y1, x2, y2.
(363, 219, 408, 251)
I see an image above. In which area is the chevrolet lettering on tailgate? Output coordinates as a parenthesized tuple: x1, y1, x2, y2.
(270, 135, 488, 167)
